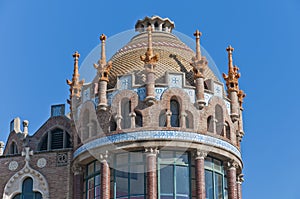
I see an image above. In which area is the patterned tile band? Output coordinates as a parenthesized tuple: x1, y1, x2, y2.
(73, 131, 241, 159)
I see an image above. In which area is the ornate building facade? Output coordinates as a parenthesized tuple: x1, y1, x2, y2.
(0, 16, 246, 199)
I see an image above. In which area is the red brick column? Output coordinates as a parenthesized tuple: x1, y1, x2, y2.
(100, 151, 110, 199)
(227, 161, 238, 199)
(145, 147, 159, 199)
(72, 164, 83, 199)
(195, 150, 207, 199)
(236, 174, 244, 199)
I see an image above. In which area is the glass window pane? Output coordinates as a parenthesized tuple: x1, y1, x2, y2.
(88, 163, 94, 176)
(176, 166, 189, 195)
(204, 158, 212, 169)
(23, 178, 33, 193)
(12, 194, 21, 199)
(130, 152, 143, 163)
(175, 152, 188, 164)
(160, 165, 174, 194)
(95, 175, 100, 186)
(160, 151, 174, 159)
(116, 167, 129, 197)
(95, 161, 101, 172)
(130, 165, 145, 195)
(35, 192, 42, 199)
(214, 173, 223, 199)
(95, 185, 101, 197)
(205, 170, 213, 199)
(214, 159, 222, 173)
(116, 153, 128, 166)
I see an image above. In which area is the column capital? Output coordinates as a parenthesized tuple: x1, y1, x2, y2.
(100, 150, 110, 163)
(72, 164, 83, 175)
(226, 160, 239, 169)
(194, 149, 208, 160)
(145, 147, 159, 156)
(237, 173, 244, 184)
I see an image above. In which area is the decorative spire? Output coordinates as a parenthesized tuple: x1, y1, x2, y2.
(237, 89, 246, 109)
(67, 51, 84, 102)
(194, 30, 202, 60)
(140, 26, 159, 66)
(223, 45, 240, 92)
(190, 29, 207, 79)
(94, 34, 112, 82)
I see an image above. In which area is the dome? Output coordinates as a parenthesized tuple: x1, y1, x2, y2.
(107, 30, 219, 89)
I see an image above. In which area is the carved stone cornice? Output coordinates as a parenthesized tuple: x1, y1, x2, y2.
(223, 45, 240, 93)
(194, 149, 208, 160)
(140, 26, 159, 67)
(94, 34, 113, 82)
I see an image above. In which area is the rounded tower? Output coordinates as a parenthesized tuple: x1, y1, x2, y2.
(68, 16, 246, 199)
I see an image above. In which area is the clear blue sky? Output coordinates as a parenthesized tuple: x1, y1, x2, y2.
(1, 1, 299, 198)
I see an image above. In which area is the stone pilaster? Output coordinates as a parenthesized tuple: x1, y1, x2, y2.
(145, 147, 159, 199)
(72, 164, 83, 199)
(100, 151, 110, 199)
(194, 150, 207, 199)
(227, 161, 238, 199)
(237, 174, 244, 199)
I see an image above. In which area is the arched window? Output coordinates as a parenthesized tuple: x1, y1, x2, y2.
(215, 105, 224, 136)
(225, 122, 230, 140)
(9, 142, 18, 155)
(121, 98, 131, 129)
(170, 99, 180, 127)
(154, 21, 159, 30)
(39, 128, 71, 151)
(159, 110, 167, 127)
(13, 178, 42, 199)
(110, 116, 117, 132)
(207, 116, 214, 133)
(135, 112, 143, 128)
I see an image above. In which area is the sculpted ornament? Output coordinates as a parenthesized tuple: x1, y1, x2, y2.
(8, 161, 18, 171)
(37, 158, 47, 168)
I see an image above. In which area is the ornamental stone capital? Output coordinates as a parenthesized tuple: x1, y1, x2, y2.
(72, 164, 83, 175)
(237, 173, 244, 184)
(145, 147, 159, 156)
(226, 160, 239, 169)
(194, 149, 208, 159)
(100, 150, 110, 163)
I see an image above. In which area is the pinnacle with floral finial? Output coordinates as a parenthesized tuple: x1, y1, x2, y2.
(140, 26, 159, 66)
(223, 45, 240, 92)
(94, 33, 112, 82)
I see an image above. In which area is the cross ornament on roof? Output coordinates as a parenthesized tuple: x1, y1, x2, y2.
(22, 147, 33, 164)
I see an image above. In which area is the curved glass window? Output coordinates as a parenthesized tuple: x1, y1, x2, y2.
(114, 152, 146, 199)
(158, 151, 190, 199)
(85, 161, 101, 199)
(13, 177, 42, 199)
(205, 157, 228, 199)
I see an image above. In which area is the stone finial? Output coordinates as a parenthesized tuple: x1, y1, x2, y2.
(237, 173, 244, 183)
(0, 141, 4, 156)
(94, 34, 113, 82)
(67, 51, 85, 102)
(22, 120, 29, 137)
(190, 29, 208, 79)
(237, 89, 246, 109)
(223, 45, 240, 92)
(140, 26, 159, 66)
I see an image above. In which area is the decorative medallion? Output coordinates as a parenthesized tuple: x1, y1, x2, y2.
(8, 161, 18, 171)
(56, 152, 68, 167)
(37, 158, 47, 168)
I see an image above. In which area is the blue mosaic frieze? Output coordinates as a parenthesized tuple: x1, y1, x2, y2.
(73, 130, 241, 159)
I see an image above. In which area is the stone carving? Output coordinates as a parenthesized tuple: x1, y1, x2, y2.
(223, 45, 240, 92)
(37, 158, 47, 168)
(56, 152, 68, 167)
(8, 161, 18, 171)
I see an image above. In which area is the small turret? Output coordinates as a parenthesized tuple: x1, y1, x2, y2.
(94, 34, 113, 111)
(141, 26, 159, 105)
(223, 45, 240, 122)
(190, 30, 208, 109)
